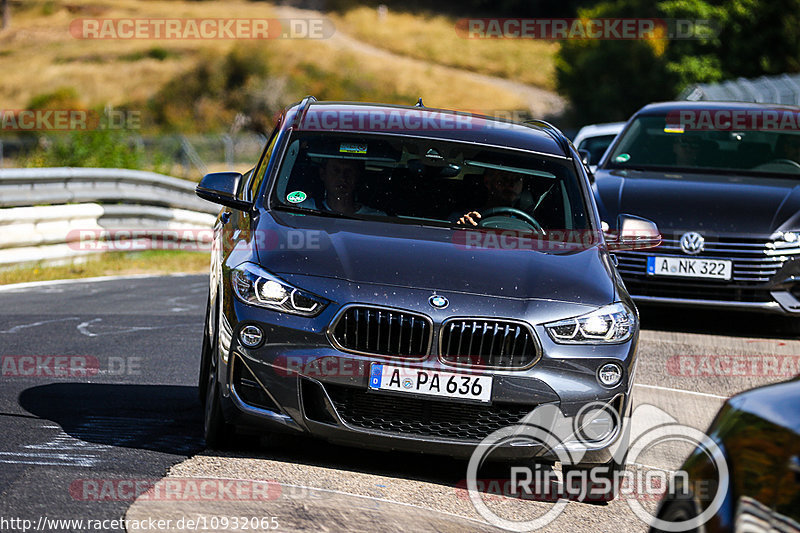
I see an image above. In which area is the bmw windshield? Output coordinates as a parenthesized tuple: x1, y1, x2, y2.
(268, 132, 591, 235)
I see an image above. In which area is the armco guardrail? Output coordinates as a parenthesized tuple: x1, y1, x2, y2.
(0, 168, 220, 267)
(0, 167, 219, 214)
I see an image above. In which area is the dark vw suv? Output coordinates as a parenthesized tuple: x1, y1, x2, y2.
(195, 98, 659, 485)
(594, 101, 800, 320)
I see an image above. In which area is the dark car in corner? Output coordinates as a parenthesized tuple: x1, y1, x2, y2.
(194, 97, 661, 494)
(651, 376, 800, 533)
(594, 101, 800, 322)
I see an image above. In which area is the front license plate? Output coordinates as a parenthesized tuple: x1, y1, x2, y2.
(368, 364, 492, 403)
(647, 256, 732, 280)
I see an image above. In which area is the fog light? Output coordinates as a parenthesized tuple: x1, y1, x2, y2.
(239, 325, 264, 348)
(598, 363, 622, 387)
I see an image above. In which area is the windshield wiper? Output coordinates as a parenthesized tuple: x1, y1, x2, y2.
(272, 204, 365, 221)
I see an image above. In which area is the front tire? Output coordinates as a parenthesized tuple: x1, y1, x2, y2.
(649, 496, 700, 533)
(198, 297, 213, 405)
(562, 458, 626, 503)
(783, 316, 800, 336)
(201, 291, 234, 449)
(203, 353, 234, 448)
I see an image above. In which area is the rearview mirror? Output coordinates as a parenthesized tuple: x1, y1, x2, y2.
(605, 214, 661, 251)
(195, 172, 252, 211)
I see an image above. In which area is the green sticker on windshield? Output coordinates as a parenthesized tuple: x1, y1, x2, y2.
(286, 191, 307, 203)
(615, 153, 631, 162)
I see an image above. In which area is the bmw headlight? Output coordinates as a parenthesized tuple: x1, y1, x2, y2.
(231, 263, 326, 316)
(545, 302, 636, 344)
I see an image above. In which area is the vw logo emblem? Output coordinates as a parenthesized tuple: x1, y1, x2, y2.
(679, 231, 705, 255)
(429, 295, 449, 309)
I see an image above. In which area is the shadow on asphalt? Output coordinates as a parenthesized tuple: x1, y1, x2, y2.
(204, 432, 607, 506)
(16, 386, 605, 506)
(637, 304, 796, 339)
(18, 383, 204, 456)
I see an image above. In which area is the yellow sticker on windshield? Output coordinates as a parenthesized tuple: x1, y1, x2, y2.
(664, 124, 685, 133)
(340, 143, 367, 154)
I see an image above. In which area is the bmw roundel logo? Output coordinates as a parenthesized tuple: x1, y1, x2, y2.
(429, 294, 449, 309)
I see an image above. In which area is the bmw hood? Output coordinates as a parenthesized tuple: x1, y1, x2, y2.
(253, 211, 616, 306)
(595, 169, 800, 236)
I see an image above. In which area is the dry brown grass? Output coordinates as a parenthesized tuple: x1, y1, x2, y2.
(0, 0, 529, 113)
(0, 250, 209, 285)
(331, 6, 558, 91)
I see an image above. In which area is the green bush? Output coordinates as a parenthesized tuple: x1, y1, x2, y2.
(27, 87, 83, 110)
(23, 129, 145, 169)
(556, 0, 800, 124)
(148, 43, 416, 133)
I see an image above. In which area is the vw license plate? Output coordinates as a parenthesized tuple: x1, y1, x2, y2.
(368, 364, 492, 403)
(647, 256, 732, 280)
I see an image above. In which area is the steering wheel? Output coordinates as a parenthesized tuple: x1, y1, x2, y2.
(478, 207, 545, 234)
(754, 159, 800, 171)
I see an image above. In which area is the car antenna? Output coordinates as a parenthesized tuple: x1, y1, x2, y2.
(415, 98, 424, 107)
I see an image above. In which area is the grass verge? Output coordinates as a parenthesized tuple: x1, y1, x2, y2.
(0, 250, 209, 286)
(3, 0, 530, 120)
(331, 6, 558, 90)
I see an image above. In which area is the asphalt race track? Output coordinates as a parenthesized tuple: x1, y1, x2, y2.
(0, 275, 797, 532)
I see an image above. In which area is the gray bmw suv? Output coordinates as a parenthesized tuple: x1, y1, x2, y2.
(195, 97, 660, 497)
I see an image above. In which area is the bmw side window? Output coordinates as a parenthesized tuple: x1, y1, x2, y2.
(245, 118, 282, 203)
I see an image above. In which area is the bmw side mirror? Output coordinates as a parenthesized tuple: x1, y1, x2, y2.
(196, 171, 252, 211)
(606, 214, 661, 251)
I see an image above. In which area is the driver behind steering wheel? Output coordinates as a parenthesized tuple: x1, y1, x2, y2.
(455, 167, 531, 226)
(775, 134, 800, 163)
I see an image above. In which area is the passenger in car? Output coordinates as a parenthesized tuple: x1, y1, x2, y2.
(300, 158, 385, 216)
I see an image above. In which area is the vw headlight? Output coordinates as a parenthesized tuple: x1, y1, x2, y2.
(231, 263, 326, 317)
(545, 302, 636, 344)
(768, 230, 800, 253)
